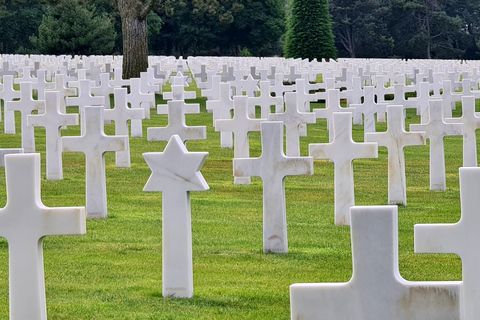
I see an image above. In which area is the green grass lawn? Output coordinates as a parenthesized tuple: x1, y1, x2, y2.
(0, 81, 467, 319)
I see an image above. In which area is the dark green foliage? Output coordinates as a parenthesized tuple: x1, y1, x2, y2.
(0, 1, 45, 53)
(152, 0, 286, 57)
(329, 0, 393, 58)
(284, 0, 337, 60)
(30, 0, 117, 55)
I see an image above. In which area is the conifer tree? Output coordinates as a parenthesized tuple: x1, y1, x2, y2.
(285, 0, 337, 60)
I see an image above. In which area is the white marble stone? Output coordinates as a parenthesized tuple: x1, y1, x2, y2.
(127, 78, 155, 138)
(27, 91, 78, 180)
(351, 86, 387, 133)
(309, 112, 378, 225)
(148, 100, 206, 144)
(290, 205, 461, 320)
(233, 121, 313, 253)
(66, 79, 105, 135)
(0, 153, 86, 320)
(5, 82, 45, 153)
(410, 100, 462, 190)
(314, 89, 352, 142)
(365, 105, 425, 205)
(248, 80, 283, 119)
(415, 167, 480, 320)
(0, 149, 23, 167)
(46, 73, 77, 117)
(158, 85, 199, 115)
(104, 88, 145, 167)
(0, 75, 21, 134)
(215, 96, 264, 185)
(206, 82, 234, 148)
(446, 96, 480, 167)
(143, 135, 209, 299)
(268, 92, 316, 157)
(62, 106, 127, 218)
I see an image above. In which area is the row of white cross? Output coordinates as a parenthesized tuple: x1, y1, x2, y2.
(0, 55, 479, 319)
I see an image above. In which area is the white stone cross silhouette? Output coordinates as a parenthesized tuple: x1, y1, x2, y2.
(310, 112, 378, 225)
(415, 167, 480, 320)
(410, 99, 463, 190)
(233, 121, 313, 253)
(62, 106, 128, 218)
(27, 91, 79, 180)
(291, 205, 461, 320)
(0, 153, 85, 320)
(366, 105, 425, 205)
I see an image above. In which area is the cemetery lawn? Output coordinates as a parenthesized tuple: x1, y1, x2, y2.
(0, 81, 466, 319)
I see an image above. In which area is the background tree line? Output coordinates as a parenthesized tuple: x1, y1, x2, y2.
(1, 0, 480, 60)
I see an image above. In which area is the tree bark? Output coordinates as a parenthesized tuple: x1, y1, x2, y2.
(118, 0, 156, 79)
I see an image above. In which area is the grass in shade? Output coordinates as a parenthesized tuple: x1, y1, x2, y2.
(0, 78, 469, 319)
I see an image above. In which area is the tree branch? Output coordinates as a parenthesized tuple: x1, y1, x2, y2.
(140, 0, 157, 19)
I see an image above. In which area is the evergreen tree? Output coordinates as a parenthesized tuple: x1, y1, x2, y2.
(285, 0, 337, 60)
(30, 0, 117, 56)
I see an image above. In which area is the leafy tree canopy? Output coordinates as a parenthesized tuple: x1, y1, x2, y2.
(30, 0, 117, 55)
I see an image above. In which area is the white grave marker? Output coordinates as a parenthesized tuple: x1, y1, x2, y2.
(365, 105, 425, 205)
(410, 100, 463, 190)
(415, 167, 480, 320)
(290, 205, 461, 320)
(215, 96, 264, 185)
(268, 92, 316, 157)
(62, 106, 128, 218)
(143, 135, 209, 298)
(27, 91, 79, 180)
(0, 153, 86, 320)
(309, 112, 378, 225)
(5, 82, 45, 153)
(233, 121, 313, 253)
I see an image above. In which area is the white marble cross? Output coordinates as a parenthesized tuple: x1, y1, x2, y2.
(91, 73, 115, 110)
(309, 112, 378, 225)
(148, 100, 206, 144)
(270, 73, 296, 102)
(351, 86, 387, 133)
(27, 91, 79, 180)
(158, 85, 199, 115)
(248, 80, 283, 119)
(5, 82, 45, 153)
(215, 96, 264, 185)
(233, 121, 313, 253)
(143, 135, 209, 299)
(415, 167, 480, 319)
(290, 205, 461, 320)
(206, 82, 234, 148)
(446, 96, 480, 167)
(0, 153, 85, 320)
(31, 69, 55, 101)
(46, 73, 77, 116)
(104, 88, 145, 167)
(109, 67, 130, 88)
(62, 106, 128, 218)
(314, 89, 351, 142)
(410, 100, 462, 191)
(66, 79, 105, 135)
(268, 92, 316, 157)
(201, 75, 222, 100)
(365, 105, 426, 205)
(128, 78, 155, 137)
(411, 82, 433, 123)
(0, 75, 21, 134)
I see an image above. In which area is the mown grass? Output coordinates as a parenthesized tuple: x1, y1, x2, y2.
(0, 79, 469, 319)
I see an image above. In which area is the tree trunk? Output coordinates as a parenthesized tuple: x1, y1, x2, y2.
(118, 0, 156, 79)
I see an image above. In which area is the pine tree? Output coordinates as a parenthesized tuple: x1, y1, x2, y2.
(284, 0, 337, 60)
